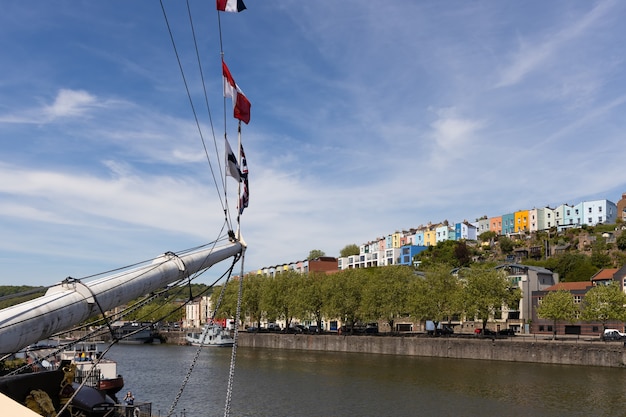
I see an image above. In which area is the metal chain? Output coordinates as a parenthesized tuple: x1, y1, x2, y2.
(223, 253, 245, 417)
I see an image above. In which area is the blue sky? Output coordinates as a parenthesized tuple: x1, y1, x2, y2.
(1, 1, 626, 286)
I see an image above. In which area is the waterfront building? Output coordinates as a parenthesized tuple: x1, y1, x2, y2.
(495, 264, 559, 333)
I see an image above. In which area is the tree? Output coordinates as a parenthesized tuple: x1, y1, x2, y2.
(478, 231, 496, 243)
(536, 290, 579, 340)
(340, 244, 360, 257)
(416, 240, 470, 269)
(581, 282, 626, 329)
(462, 265, 521, 332)
(242, 274, 265, 329)
(617, 233, 626, 251)
(307, 249, 326, 260)
(409, 264, 463, 335)
(262, 270, 302, 328)
(543, 253, 598, 282)
(497, 236, 514, 254)
(323, 268, 364, 333)
(361, 266, 415, 333)
(296, 271, 327, 331)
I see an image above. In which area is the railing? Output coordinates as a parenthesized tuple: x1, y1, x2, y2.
(113, 402, 152, 417)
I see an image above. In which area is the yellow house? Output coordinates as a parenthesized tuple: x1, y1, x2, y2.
(514, 210, 529, 232)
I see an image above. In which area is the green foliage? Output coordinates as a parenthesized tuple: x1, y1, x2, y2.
(478, 231, 496, 242)
(616, 233, 626, 251)
(340, 244, 360, 257)
(416, 240, 471, 269)
(497, 236, 514, 254)
(409, 264, 463, 326)
(542, 253, 598, 282)
(361, 266, 416, 331)
(0, 286, 46, 309)
(462, 265, 521, 329)
(537, 290, 579, 339)
(307, 249, 326, 260)
(581, 282, 626, 326)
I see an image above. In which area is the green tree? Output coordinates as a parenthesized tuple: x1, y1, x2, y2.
(536, 290, 579, 340)
(340, 244, 360, 257)
(462, 265, 521, 332)
(262, 270, 302, 328)
(617, 233, 626, 251)
(409, 264, 463, 334)
(591, 239, 612, 268)
(307, 249, 326, 260)
(242, 274, 265, 328)
(323, 268, 364, 333)
(478, 231, 496, 243)
(416, 240, 470, 269)
(361, 266, 415, 333)
(544, 253, 598, 282)
(211, 281, 239, 321)
(581, 282, 626, 329)
(297, 272, 327, 331)
(498, 236, 514, 254)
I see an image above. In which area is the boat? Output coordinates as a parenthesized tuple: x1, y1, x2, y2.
(0, 2, 253, 416)
(57, 340, 125, 399)
(112, 322, 155, 345)
(186, 324, 235, 347)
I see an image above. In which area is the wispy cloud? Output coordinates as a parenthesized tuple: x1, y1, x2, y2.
(495, 1, 617, 88)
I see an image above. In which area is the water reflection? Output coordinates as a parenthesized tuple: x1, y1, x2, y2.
(109, 344, 626, 417)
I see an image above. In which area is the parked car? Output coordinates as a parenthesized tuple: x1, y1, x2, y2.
(474, 328, 496, 336)
(601, 329, 626, 341)
(498, 328, 515, 336)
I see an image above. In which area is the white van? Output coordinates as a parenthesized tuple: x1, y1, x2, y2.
(601, 329, 626, 341)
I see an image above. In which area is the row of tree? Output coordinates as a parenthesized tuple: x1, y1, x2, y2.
(210, 264, 521, 333)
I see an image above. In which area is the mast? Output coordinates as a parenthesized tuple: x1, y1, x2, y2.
(0, 240, 244, 354)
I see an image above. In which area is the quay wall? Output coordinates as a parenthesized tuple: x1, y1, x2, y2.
(235, 333, 626, 368)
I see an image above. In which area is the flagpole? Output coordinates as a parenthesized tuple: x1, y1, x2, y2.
(236, 120, 243, 223)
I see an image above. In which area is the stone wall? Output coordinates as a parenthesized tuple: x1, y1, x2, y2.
(236, 333, 626, 368)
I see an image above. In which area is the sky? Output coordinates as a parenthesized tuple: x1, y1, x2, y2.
(1, 1, 626, 286)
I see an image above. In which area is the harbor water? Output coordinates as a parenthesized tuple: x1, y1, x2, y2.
(108, 343, 626, 417)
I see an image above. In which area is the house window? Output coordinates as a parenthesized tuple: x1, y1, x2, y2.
(589, 207, 592, 213)
(566, 210, 570, 215)
(537, 296, 543, 305)
(588, 217, 592, 223)
(547, 325, 553, 332)
(592, 326, 599, 332)
(599, 206, 603, 212)
(573, 296, 581, 304)
(599, 216, 603, 223)
(539, 325, 545, 332)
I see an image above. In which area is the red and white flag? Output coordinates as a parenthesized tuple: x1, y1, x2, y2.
(217, 0, 246, 13)
(222, 60, 251, 124)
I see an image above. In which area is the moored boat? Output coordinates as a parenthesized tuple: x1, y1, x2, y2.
(186, 324, 234, 347)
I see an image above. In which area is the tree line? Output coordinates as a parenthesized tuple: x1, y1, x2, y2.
(210, 264, 521, 333)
